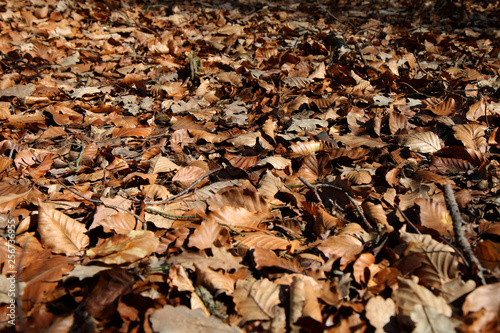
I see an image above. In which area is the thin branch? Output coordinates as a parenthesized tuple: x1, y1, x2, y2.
(146, 168, 221, 205)
(57, 179, 147, 230)
(354, 43, 381, 74)
(394, 203, 421, 234)
(442, 184, 487, 285)
(298, 177, 371, 229)
(298, 176, 326, 210)
(318, 183, 371, 229)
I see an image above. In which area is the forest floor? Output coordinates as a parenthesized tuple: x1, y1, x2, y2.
(0, 0, 500, 332)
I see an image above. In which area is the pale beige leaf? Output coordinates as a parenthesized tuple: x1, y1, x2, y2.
(141, 184, 172, 201)
(462, 282, 500, 315)
(233, 278, 281, 324)
(63, 265, 110, 281)
(195, 264, 235, 295)
(255, 156, 292, 170)
(228, 132, 261, 148)
(38, 201, 89, 256)
(309, 62, 326, 80)
(365, 296, 396, 333)
(353, 253, 375, 285)
(153, 156, 180, 174)
(466, 99, 487, 121)
(332, 134, 386, 148)
(398, 132, 443, 153)
(282, 77, 313, 88)
(289, 141, 322, 157)
(453, 123, 488, 153)
(411, 305, 461, 333)
(395, 276, 452, 318)
(290, 275, 322, 325)
(86, 230, 159, 265)
(216, 72, 242, 86)
(317, 235, 363, 268)
(189, 129, 229, 143)
(150, 305, 243, 333)
(262, 117, 277, 139)
(257, 170, 284, 200)
(401, 231, 458, 289)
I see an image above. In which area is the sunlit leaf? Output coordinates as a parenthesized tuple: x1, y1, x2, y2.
(398, 131, 443, 153)
(38, 201, 89, 256)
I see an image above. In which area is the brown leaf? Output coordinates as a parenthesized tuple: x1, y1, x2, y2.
(427, 98, 456, 116)
(415, 198, 454, 237)
(86, 230, 159, 264)
(463, 282, 500, 316)
(395, 276, 452, 319)
(188, 219, 224, 250)
(38, 201, 89, 256)
(233, 278, 281, 325)
(453, 124, 488, 153)
(253, 246, 302, 272)
(362, 201, 393, 232)
(236, 232, 292, 250)
(398, 131, 443, 153)
(365, 296, 396, 333)
(172, 166, 208, 188)
(400, 231, 458, 289)
(290, 275, 322, 325)
(150, 305, 242, 333)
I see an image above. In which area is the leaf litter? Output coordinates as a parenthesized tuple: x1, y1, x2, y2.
(0, 0, 499, 332)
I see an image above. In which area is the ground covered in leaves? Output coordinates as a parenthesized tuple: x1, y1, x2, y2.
(1, 0, 500, 332)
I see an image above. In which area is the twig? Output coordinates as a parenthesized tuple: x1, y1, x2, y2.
(298, 176, 326, 210)
(442, 184, 487, 285)
(325, 10, 356, 30)
(354, 43, 381, 74)
(146, 168, 221, 205)
(145, 207, 198, 220)
(57, 179, 147, 230)
(394, 204, 421, 234)
(298, 177, 371, 229)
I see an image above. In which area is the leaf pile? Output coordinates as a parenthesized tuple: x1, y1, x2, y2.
(1, 0, 500, 332)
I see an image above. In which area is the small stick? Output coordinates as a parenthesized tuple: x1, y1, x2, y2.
(298, 176, 326, 210)
(298, 177, 371, 229)
(57, 179, 147, 230)
(442, 184, 487, 285)
(394, 204, 421, 234)
(146, 168, 221, 205)
(355, 43, 381, 74)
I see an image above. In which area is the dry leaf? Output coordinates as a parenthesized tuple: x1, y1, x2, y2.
(38, 201, 89, 256)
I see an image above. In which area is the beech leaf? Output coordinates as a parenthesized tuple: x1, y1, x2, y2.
(38, 201, 89, 256)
